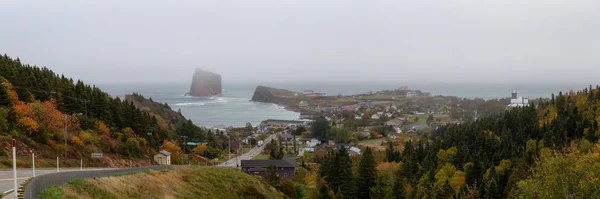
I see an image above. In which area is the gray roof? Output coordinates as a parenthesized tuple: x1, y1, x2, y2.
(158, 150, 171, 156)
(241, 157, 296, 168)
(406, 124, 428, 130)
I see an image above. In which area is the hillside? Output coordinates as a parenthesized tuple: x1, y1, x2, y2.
(0, 54, 200, 167)
(40, 166, 286, 199)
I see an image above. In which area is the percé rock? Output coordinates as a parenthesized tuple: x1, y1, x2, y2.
(188, 69, 222, 97)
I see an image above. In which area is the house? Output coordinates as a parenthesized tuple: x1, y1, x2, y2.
(355, 115, 362, 120)
(385, 113, 394, 118)
(260, 119, 307, 128)
(240, 157, 296, 179)
(299, 100, 309, 107)
(406, 91, 417, 98)
(349, 147, 361, 155)
(388, 132, 400, 139)
(385, 118, 405, 127)
(154, 150, 171, 165)
(307, 105, 320, 110)
(405, 124, 428, 133)
(303, 90, 315, 95)
(377, 111, 384, 115)
(371, 114, 380, 120)
(279, 133, 293, 142)
(306, 138, 321, 147)
(300, 112, 315, 120)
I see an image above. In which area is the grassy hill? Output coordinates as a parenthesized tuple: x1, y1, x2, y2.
(40, 166, 286, 199)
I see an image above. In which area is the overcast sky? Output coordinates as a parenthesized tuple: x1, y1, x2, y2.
(1, 0, 599, 85)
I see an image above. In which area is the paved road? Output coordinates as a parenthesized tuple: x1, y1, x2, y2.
(0, 168, 114, 194)
(218, 133, 278, 168)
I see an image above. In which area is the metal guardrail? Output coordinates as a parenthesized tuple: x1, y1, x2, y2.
(22, 165, 172, 199)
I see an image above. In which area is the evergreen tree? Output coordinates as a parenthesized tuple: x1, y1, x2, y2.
(357, 147, 376, 199)
(329, 147, 356, 199)
(264, 165, 280, 188)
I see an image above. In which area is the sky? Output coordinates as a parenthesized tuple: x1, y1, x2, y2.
(0, 0, 599, 85)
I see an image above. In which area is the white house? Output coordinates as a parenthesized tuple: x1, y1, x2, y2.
(306, 138, 321, 147)
(371, 114, 380, 120)
(154, 150, 171, 165)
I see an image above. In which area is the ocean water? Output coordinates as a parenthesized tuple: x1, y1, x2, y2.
(99, 81, 592, 127)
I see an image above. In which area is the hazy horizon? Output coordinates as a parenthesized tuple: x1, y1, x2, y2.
(1, 0, 599, 85)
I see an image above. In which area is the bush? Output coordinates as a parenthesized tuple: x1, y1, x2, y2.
(38, 186, 64, 199)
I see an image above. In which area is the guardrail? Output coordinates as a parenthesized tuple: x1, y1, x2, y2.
(22, 165, 172, 199)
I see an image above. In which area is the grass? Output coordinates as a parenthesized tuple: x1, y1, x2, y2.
(38, 186, 64, 199)
(242, 146, 253, 154)
(54, 166, 285, 199)
(359, 138, 386, 144)
(252, 154, 270, 160)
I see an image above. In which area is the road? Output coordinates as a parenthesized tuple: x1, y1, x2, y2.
(0, 168, 114, 194)
(218, 133, 278, 168)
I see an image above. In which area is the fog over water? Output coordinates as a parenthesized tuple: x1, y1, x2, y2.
(1, 0, 599, 86)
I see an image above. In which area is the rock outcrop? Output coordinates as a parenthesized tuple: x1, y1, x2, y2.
(188, 69, 222, 97)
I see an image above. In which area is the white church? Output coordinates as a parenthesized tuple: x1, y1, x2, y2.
(507, 90, 529, 108)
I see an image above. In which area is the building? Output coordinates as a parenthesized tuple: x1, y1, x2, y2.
(299, 100, 309, 107)
(240, 157, 296, 179)
(385, 118, 405, 127)
(260, 119, 308, 128)
(154, 150, 171, 165)
(303, 90, 315, 95)
(508, 90, 529, 108)
(371, 114, 380, 120)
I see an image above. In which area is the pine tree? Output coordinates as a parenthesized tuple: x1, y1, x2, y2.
(264, 165, 280, 188)
(357, 147, 376, 199)
(393, 174, 406, 199)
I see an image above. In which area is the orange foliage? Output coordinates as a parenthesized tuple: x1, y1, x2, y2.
(47, 139, 58, 150)
(17, 117, 38, 134)
(370, 131, 381, 138)
(194, 144, 208, 155)
(162, 140, 183, 164)
(39, 101, 66, 133)
(71, 136, 84, 147)
(376, 162, 400, 174)
(13, 101, 34, 118)
(96, 121, 110, 135)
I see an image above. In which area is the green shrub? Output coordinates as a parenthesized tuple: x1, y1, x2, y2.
(38, 186, 64, 199)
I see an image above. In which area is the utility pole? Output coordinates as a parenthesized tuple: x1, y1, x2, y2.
(64, 115, 68, 158)
(32, 149, 35, 177)
(181, 136, 188, 164)
(12, 139, 17, 199)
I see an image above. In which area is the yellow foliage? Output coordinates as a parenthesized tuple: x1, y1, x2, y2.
(17, 117, 38, 134)
(304, 165, 318, 186)
(450, 171, 466, 193)
(71, 136, 84, 147)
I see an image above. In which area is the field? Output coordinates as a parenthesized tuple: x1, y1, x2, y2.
(39, 166, 285, 199)
(252, 153, 270, 160)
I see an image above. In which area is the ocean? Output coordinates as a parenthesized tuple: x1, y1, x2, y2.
(99, 81, 591, 128)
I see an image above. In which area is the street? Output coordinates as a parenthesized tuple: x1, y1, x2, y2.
(0, 168, 114, 194)
(218, 133, 278, 168)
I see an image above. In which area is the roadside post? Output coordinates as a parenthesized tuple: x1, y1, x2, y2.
(57, 156, 59, 172)
(12, 139, 17, 199)
(80, 159, 83, 171)
(32, 149, 35, 177)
